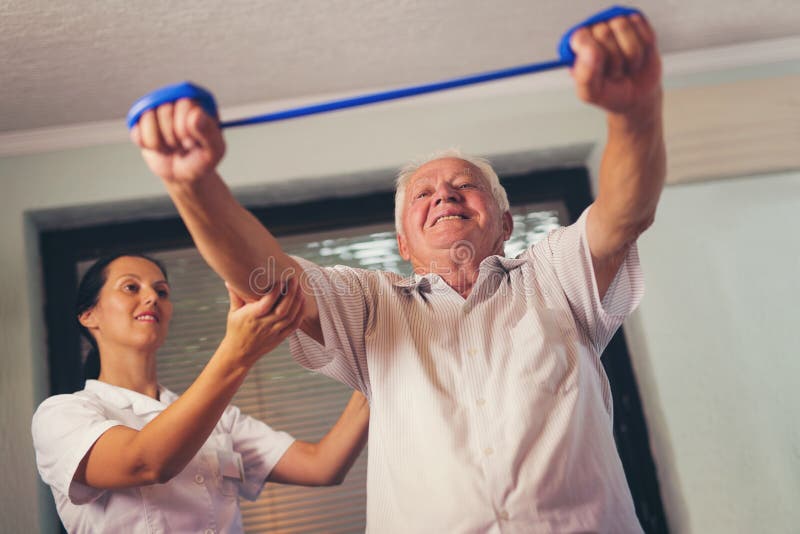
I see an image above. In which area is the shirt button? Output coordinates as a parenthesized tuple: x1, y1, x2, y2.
(484, 447, 494, 456)
(467, 348, 477, 357)
(498, 510, 510, 521)
(476, 398, 486, 406)
(194, 474, 205, 484)
(204, 529, 216, 534)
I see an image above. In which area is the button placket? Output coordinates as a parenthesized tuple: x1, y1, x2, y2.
(462, 310, 496, 483)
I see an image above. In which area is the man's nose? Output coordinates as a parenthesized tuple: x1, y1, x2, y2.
(433, 183, 460, 205)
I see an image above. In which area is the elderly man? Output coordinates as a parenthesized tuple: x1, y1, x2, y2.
(133, 11, 664, 533)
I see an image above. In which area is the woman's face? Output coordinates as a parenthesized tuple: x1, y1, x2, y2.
(80, 256, 173, 354)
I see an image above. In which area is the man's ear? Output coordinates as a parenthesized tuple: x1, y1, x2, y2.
(502, 211, 514, 241)
(397, 233, 410, 261)
(78, 309, 98, 329)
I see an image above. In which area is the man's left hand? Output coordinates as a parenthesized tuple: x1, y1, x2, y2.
(569, 12, 662, 120)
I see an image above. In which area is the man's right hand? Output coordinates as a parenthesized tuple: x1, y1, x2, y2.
(130, 98, 226, 187)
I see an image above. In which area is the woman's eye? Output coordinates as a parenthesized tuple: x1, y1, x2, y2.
(458, 183, 473, 189)
(123, 283, 138, 292)
(157, 289, 170, 298)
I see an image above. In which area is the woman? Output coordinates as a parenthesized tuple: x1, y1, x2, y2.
(32, 254, 369, 533)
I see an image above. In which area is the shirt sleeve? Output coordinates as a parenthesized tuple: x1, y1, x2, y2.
(31, 394, 121, 505)
(287, 256, 373, 396)
(531, 206, 644, 353)
(221, 405, 295, 501)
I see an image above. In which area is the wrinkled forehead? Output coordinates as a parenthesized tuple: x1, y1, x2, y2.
(407, 157, 487, 188)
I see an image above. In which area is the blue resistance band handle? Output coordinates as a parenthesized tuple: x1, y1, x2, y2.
(126, 5, 641, 130)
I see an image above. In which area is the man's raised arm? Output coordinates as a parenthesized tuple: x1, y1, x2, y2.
(569, 12, 667, 299)
(130, 98, 323, 342)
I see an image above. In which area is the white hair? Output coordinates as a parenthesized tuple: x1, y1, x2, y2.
(394, 148, 510, 236)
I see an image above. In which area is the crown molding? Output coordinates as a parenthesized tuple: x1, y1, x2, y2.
(1, 36, 798, 158)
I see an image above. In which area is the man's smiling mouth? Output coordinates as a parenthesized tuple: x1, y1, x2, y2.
(433, 214, 468, 226)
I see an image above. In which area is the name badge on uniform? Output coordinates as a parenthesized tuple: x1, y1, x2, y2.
(217, 449, 245, 483)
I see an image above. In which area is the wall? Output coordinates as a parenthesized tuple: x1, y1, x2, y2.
(1, 41, 798, 532)
(626, 171, 800, 533)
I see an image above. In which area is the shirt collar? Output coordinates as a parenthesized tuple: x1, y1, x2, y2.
(480, 254, 527, 274)
(84, 379, 177, 416)
(391, 254, 526, 290)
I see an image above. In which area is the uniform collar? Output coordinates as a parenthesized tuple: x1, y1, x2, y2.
(84, 379, 177, 416)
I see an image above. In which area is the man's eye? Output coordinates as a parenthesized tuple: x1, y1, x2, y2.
(415, 191, 429, 199)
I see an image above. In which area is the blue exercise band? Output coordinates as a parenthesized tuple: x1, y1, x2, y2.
(126, 5, 641, 130)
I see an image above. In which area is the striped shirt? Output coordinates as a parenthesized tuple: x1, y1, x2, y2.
(289, 208, 644, 533)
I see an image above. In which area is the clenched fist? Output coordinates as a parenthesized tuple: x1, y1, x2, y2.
(130, 98, 226, 186)
(569, 12, 662, 121)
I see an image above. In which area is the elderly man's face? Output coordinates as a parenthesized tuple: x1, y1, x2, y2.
(397, 157, 512, 271)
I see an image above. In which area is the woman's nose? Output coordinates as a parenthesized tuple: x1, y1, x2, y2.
(142, 288, 159, 305)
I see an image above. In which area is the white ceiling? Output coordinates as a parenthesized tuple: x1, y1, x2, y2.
(3, 0, 800, 134)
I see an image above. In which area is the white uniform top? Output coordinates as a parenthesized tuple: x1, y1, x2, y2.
(289, 208, 645, 533)
(32, 379, 295, 534)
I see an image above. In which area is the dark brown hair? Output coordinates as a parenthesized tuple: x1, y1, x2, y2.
(76, 253, 168, 382)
